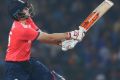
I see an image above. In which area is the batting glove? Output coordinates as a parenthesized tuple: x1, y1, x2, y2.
(61, 39, 78, 51)
(68, 26, 85, 41)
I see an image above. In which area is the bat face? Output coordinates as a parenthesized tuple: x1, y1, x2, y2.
(81, 12, 99, 30)
(80, 0, 114, 32)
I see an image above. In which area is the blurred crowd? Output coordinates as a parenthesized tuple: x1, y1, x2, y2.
(0, 0, 120, 80)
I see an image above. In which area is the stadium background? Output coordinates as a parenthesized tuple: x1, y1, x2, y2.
(0, 0, 120, 80)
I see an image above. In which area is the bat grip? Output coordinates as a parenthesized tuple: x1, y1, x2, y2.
(79, 26, 87, 32)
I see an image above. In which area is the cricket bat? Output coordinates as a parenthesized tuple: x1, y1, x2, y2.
(62, 0, 114, 51)
(80, 0, 114, 32)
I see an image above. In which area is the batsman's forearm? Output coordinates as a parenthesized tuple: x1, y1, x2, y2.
(37, 32, 69, 43)
(46, 33, 69, 40)
(41, 40, 62, 46)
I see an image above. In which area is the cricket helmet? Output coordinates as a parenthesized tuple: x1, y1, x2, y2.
(8, 0, 34, 20)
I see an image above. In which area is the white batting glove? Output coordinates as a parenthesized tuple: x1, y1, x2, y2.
(61, 39, 78, 51)
(68, 26, 85, 41)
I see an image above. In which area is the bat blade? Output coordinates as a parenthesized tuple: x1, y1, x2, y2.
(80, 0, 114, 32)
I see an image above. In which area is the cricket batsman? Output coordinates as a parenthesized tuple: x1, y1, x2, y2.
(5, 0, 85, 80)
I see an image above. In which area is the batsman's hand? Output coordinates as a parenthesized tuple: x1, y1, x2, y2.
(68, 26, 85, 41)
(61, 39, 78, 51)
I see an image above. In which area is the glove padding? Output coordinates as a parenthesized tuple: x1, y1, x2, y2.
(69, 26, 85, 41)
(62, 26, 85, 51)
(61, 39, 78, 51)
